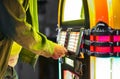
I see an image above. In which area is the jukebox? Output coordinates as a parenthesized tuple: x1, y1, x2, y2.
(57, 0, 90, 79)
(87, 0, 120, 79)
(57, 0, 120, 79)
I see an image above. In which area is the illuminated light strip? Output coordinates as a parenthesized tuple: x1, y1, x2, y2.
(90, 35, 94, 41)
(90, 35, 95, 52)
(88, 31, 120, 54)
(113, 35, 120, 53)
(90, 46, 94, 52)
(95, 46, 111, 53)
(113, 47, 120, 52)
(113, 36, 120, 42)
(95, 36, 111, 53)
(90, 35, 111, 53)
(58, 58, 62, 79)
(96, 36, 111, 42)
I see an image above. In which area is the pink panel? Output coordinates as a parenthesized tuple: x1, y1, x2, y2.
(96, 36, 110, 42)
(113, 35, 120, 42)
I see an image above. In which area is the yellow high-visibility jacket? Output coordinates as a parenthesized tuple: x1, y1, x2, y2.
(0, 0, 56, 77)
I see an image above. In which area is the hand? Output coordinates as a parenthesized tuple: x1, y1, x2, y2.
(52, 44, 67, 59)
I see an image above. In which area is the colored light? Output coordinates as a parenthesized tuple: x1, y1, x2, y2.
(94, 0, 108, 24)
(109, 0, 120, 29)
(90, 35, 95, 52)
(113, 46, 120, 52)
(113, 35, 120, 42)
(96, 36, 111, 42)
(90, 46, 94, 52)
(90, 35, 94, 41)
(95, 46, 111, 53)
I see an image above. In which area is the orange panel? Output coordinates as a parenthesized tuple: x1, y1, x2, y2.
(87, 0, 108, 29)
(94, 0, 108, 24)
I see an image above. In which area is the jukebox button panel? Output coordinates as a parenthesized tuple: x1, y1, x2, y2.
(67, 32, 80, 53)
(59, 31, 67, 46)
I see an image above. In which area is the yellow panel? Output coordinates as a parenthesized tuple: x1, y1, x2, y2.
(58, 0, 62, 27)
(87, 0, 96, 29)
(108, 0, 120, 29)
(90, 56, 96, 79)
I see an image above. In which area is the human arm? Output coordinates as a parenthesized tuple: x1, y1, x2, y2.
(0, 0, 67, 59)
